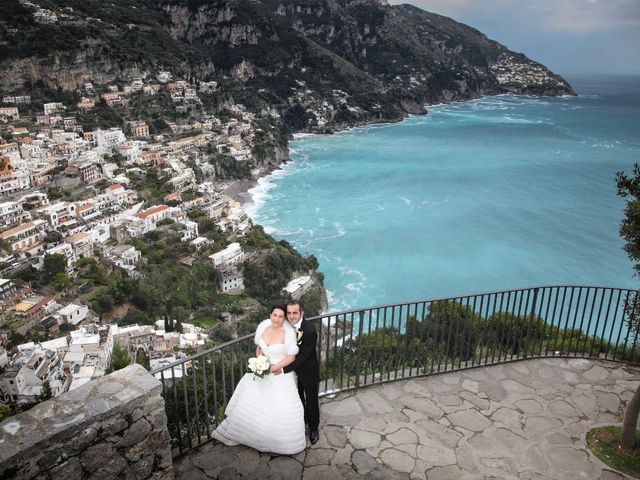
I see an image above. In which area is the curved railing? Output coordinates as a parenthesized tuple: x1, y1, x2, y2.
(151, 285, 640, 456)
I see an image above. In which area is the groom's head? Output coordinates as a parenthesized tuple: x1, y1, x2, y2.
(287, 301, 304, 325)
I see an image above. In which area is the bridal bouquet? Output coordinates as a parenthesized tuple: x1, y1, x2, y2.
(247, 354, 270, 379)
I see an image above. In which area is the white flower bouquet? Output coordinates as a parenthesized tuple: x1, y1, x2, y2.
(247, 354, 270, 379)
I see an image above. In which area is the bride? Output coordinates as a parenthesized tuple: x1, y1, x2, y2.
(212, 305, 306, 454)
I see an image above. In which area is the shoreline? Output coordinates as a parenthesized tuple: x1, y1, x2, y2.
(222, 179, 257, 204)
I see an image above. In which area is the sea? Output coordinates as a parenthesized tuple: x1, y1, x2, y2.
(244, 74, 640, 315)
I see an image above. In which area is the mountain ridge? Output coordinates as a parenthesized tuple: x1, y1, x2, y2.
(0, 0, 575, 133)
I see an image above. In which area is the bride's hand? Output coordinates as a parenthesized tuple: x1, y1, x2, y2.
(270, 365, 281, 374)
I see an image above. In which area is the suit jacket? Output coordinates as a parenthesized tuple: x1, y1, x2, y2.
(283, 318, 320, 386)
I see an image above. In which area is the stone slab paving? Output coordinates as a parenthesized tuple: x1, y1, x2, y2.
(174, 359, 640, 480)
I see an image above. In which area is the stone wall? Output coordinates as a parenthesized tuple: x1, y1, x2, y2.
(0, 364, 174, 480)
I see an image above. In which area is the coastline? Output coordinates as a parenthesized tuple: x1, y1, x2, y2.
(222, 179, 257, 203)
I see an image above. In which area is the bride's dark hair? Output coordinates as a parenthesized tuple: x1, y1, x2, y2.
(270, 304, 287, 315)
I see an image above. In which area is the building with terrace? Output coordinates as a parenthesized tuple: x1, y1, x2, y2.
(0, 201, 29, 228)
(0, 219, 47, 253)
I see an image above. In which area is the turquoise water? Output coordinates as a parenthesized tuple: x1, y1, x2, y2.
(245, 75, 640, 313)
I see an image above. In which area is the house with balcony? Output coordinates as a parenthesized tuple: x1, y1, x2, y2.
(104, 182, 138, 205)
(101, 92, 123, 108)
(64, 231, 94, 259)
(0, 278, 17, 302)
(0, 219, 47, 253)
(0, 201, 29, 228)
(93, 128, 126, 150)
(0, 106, 19, 120)
(105, 244, 142, 275)
(43, 102, 64, 116)
(130, 121, 150, 138)
(78, 161, 103, 184)
(35, 201, 77, 229)
(209, 242, 244, 269)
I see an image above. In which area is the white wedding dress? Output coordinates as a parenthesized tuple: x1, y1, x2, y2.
(212, 320, 306, 454)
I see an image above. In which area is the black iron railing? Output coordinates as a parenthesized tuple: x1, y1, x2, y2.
(151, 285, 640, 456)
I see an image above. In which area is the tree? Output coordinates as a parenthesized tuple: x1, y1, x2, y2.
(110, 343, 130, 372)
(52, 273, 71, 291)
(44, 231, 62, 244)
(615, 164, 640, 450)
(39, 381, 53, 402)
(136, 350, 151, 371)
(42, 254, 66, 284)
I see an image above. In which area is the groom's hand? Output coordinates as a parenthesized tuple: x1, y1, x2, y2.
(270, 365, 282, 375)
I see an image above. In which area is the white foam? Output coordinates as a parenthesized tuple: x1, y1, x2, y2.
(293, 132, 318, 139)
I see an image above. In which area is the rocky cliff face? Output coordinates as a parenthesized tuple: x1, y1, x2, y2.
(0, 0, 574, 131)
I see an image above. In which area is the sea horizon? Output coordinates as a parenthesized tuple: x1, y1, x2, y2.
(244, 73, 640, 314)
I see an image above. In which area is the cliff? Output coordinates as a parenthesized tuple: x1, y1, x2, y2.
(0, 0, 574, 132)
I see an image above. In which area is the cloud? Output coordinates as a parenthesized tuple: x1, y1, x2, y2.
(397, 0, 640, 34)
(529, 0, 640, 33)
(390, 0, 640, 74)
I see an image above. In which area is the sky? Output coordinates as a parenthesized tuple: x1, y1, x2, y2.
(389, 0, 640, 76)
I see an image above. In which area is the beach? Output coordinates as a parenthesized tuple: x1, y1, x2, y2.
(222, 179, 257, 204)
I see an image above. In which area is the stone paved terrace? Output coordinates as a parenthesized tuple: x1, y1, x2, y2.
(174, 358, 640, 480)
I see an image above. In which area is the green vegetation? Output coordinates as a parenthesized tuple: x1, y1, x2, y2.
(109, 342, 130, 372)
(587, 426, 640, 477)
(321, 300, 624, 387)
(243, 237, 319, 304)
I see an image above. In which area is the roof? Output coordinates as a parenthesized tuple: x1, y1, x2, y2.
(58, 303, 83, 316)
(108, 183, 123, 190)
(1, 220, 45, 239)
(77, 203, 93, 211)
(64, 351, 85, 363)
(65, 232, 89, 244)
(136, 204, 169, 220)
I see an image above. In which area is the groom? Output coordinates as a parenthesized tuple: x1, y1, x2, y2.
(282, 300, 320, 444)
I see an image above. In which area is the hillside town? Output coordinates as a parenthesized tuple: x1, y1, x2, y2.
(0, 72, 321, 410)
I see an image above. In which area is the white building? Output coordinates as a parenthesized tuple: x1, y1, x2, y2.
(209, 242, 244, 269)
(66, 324, 113, 390)
(43, 102, 64, 116)
(283, 275, 314, 299)
(218, 268, 244, 294)
(57, 303, 89, 326)
(94, 128, 126, 150)
(0, 219, 47, 253)
(0, 201, 29, 228)
(36, 201, 77, 229)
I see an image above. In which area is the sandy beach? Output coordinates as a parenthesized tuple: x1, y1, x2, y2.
(222, 179, 257, 204)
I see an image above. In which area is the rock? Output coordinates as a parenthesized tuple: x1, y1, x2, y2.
(323, 426, 347, 448)
(514, 399, 543, 414)
(269, 456, 303, 479)
(356, 390, 395, 414)
(380, 448, 415, 473)
(350, 429, 382, 450)
(583, 365, 610, 382)
(387, 428, 418, 446)
(49, 457, 83, 480)
(425, 465, 463, 480)
(304, 448, 334, 467)
(117, 418, 151, 449)
(447, 410, 491, 432)
(351, 450, 378, 475)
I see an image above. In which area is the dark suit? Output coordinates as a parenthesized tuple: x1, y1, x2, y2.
(283, 318, 320, 430)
